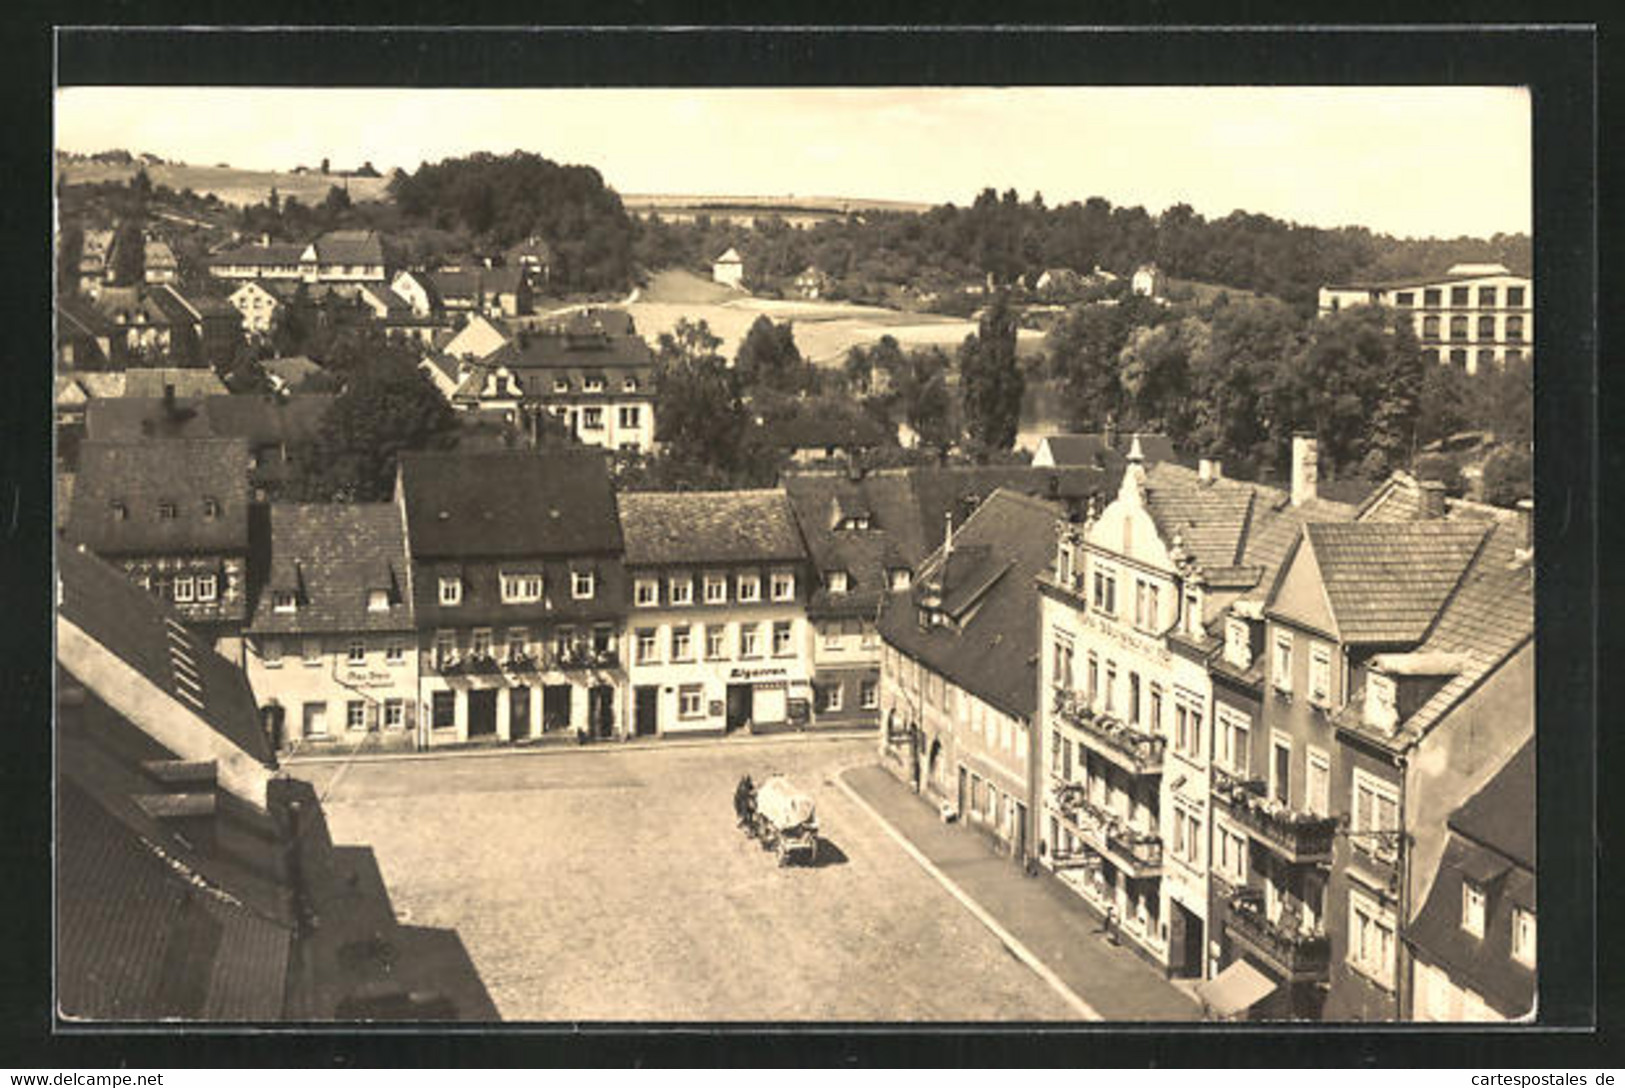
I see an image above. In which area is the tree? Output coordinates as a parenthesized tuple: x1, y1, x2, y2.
(957, 291, 1025, 452)
(1480, 446, 1532, 507)
(320, 157, 331, 176)
(735, 315, 811, 395)
(286, 357, 458, 502)
(653, 319, 747, 473)
(322, 184, 352, 215)
(1189, 296, 1304, 472)
(1117, 314, 1209, 439)
(1047, 301, 1128, 429)
(109, 221, 144, 286)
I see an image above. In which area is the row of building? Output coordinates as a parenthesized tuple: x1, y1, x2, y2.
(1318, 262, 1533, 374)
(872, 435, 1535, 1022)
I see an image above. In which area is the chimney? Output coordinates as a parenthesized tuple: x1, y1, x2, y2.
(1291, 434, 1318, 506)
(1517, 498, 1534, 555)
(1198, 458, 1223, 484)
(1418, 480, 1447, 519)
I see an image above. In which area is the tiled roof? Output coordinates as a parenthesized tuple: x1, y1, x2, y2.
(1300, 521, 1489, 645)
(878, 489, 1059, 720)
(66, 440, 251, 556)
(58, 295, 118, 338)
(1451, 739, 1535, 868)
(620, 490, 805, 567)
(358, 283, 410, 313)
(1354, 472, 1426, 523)
(57, 544, 271, 764)
(715, 247, 743, 264)
(1323, 269, 1529, 293)
(1236, 490, 1358, 603)
(249, 504, 412, 635)
(1141, 462, 1261, 570)
(210, 241, 308, 266)
(784, 472, 924, 618)
(122, 368, 229, 398)
(312, 229, 384, 266)
(86, 394, 333, 447)
(1040, 432, 1177, 467)
(143, 238, 178, 268)
(96, 287, 173, 329)
(262, 356, 324, 386)
(487, 326, 654, 372)
(400, 447, 623, 559)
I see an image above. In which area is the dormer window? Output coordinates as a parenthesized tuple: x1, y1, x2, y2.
(1183, 586, 1202, 636)
(439, 576, 462, 606)
(635, 577, 659, 607)
(553, 378, 570, 393)
(889, 568, 911, 591)
(110, 501, 127, 521)
(771, 571, 795, 602)
(1462, 880, 1487, 938)
(500, 572, 543, 604)
(623, 377, 638, 392)
(1512, 908, 1536, 968)
(669, 576, 693, 605)
(202, 497, 220, 520)
(572, 571, 595, 599)
(272, 590, 296, 614)
(368, 588, 390, 612)
(827, 570, 849, 595)
(583, 376, 605, 393)
(737, 573, 761, 602)
(1224, 617, 1251, 669)
(158, 501, 178, 520)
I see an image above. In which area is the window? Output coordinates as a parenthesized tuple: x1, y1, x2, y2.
(623, 377, 639, 393)
(737, 573, 761, 602)
(303, 637, 322, 664)
(1352, 769, 1401, 863)
(506, 628, 527, 660)
(439, 577, 462, 606)
(1183, 587, 1201, 636)
(470, 629, 492, 657)
(368, 588, 390, 612)
(172, 575, 195, 603)
(772, 620, 793, 657)
(1103, 661, 1117, 714)
(671, 625, 693, 661)
(384, 698, 404, 728)
(678, 684, 704, 719)
(889, 568, 912, 590)
(1507, 349, 1525, 366)
(1217, 706, 1250, 776)
(1309, 642, 1332, 707)
(593, 625, 614, 656)
(1086, 652, 1099, 704)
(860, 679, 878, 710)
(1478, 285, 1498, 307)
(1450, 285, 1470, 307)
(553, 627, 577, 660)
(1225, 617, 1251, 669)
(1273, 632, 1293, 692)
(827, 570, 849, 594)
(1129, 672, 1142, 725)
(706, 624, 727, 660)
(501, 572, 543, 603)
(818, 684, 843, 713)
(1449, 314, 1468, 340)
(1173, 806, 1203, 868)
(346, 700, 367, 731)
(158, 501, 177, 520)
(1478, 314, 1496, 340)
(1349, 888, 1397, 990)
(262, 638, 283, 666)
(704, 575, 728, 603)
(1507, 286, 1525, 307)
(1422, 314, 1441, 338)
(386, 638, 405, 665)
(303, 702, 328, 737)
(1270, 733, 1292, 805)
(582, 407, 604, 430)
(435, 630, 457, 668)
(1512, 908, 1536, 968)
(583, 376, 605, 393)
(1307, 748, 1331, 815)
(740, 623, 761, 658)
(572, 571, 595, 599)
(1174, 698, 1203, 760)
(432, 691, 456, 729)
(1215, 822, 1248, 884)
(635, 577, 659, 607)
(1146, 683, 1163, 736)
(553, 378, 569, 394)
(669, 577, 693, 606)
(1506, 315, 1525, 342)
(1134, 579, 1160, 630)
(1395, 291, 1414, 307)
(1450, 348, 1468, 368)
(1476, 349, 1496, 373)
(618, 406, 641, 429)
(771, 571, 795, 601)
(1092, 567, 1118, 615)
(202, 497, 220, 520)
(1423, 287, 1442, 307)
(1462, 881, 1487, 938)
(110, 501, 127, 521)
(348, 639, 366, 665)
(636, 628, 658, 664)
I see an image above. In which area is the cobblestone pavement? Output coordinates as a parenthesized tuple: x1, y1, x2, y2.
(297, 738, 1075, 1021)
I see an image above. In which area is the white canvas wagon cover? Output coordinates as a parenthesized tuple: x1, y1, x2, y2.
(755, 775, 816, 829)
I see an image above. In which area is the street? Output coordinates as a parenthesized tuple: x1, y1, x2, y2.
(296, 737, 1077, 1021)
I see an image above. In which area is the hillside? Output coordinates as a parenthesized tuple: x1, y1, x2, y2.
(56, 158, 392, 207)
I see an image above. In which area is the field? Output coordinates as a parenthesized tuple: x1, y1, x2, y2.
(628, 269, 1047, 367)
(57, 159, 393, 207)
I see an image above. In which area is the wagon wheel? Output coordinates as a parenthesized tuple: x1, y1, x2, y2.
(776, 840, 791, 867)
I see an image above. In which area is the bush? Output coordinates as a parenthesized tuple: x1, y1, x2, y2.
(1413, 452, 1466, 497)
(1480, 446, 1533, 507)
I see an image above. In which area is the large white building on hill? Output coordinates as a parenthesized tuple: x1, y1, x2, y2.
(1317, 263, 1531, 375)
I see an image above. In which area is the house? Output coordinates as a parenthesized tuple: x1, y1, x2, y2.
(299, 229, 387, 284)
(207, 237, 308, 282)
(1132, 263, 1167, 300)
(261, 355, 327, 394)
(143, 235, 179, 284)
(357, 281, 413, 322)
(620, 490, 813, 737)
(389, 269, 441, 318)
(761, 400, 889, 465)
(712, 246, 745, 289)
(505, 237, 554, 288)
(1037, 437, 1356, 988)
(94, 286, 174, 357)
(78, 227, 115, 296)
(55, 372, 127, 428)
(244, 504, 418, 754)
(64, 438, 254, 660)
(418, 351, 463, 401)
(441, 313, 513, 362)
(877, 488, 1057, 861)
(1317, 263, 1532, 374)
(150, 284, 243, 366)
(1035, 267, 1084, 297)
(794, 265, 831, 299)
(1405, 741, 1535, 1022)
(228, 279, 284, 337)
(480, 311, 657, 454)
(398, 448, 627, 745)
(1032, 431, 1178, 470)
(57, 295, 122, 369)
(121, 367, 229, 398)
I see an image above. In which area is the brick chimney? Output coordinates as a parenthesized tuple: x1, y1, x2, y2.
(1517, 498, 1534, 556)
(1418, 480, 1447, 519)
(1291, 434, 1318, 506)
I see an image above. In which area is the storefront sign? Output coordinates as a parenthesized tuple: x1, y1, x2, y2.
(343, 668, 397, 689)
(1081, 609, 1172, 666)
(730, 665, 790, 681)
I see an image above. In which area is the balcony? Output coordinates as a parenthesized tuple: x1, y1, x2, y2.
(556, 644, 620, 670)
(1053, 689, 1165, 776)
(1211, 768, 1336, 863)
(1222, 886, 1331, 981)
(1050, 780, 1163, 879)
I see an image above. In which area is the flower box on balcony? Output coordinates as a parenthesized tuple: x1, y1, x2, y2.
(1224, 888, 1331, 978)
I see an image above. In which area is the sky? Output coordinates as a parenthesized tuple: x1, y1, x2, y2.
(54, 86, 1531, 239)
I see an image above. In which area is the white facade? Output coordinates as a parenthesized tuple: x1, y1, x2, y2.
(1317, 265, 1533, 375)
(712, 248, 744, 289)
(228, 281, 282, 336)
(542, 396, 657, 454)
(245, 630, 420, 752)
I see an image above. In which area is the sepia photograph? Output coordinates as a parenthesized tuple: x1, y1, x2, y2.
(45, 49, 1568, 1035)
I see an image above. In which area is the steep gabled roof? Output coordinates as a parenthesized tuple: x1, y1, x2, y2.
(1298, 522, 1489, 645)
(1141, 462, 1260, 569)
(1451, 739, 1535, 868)
(250, 504, 412, 635)
(620, 489, 805, 567)
(311, 229, 384, 266)
(122, 368, 228, 398)
(67, 439, 251, 556)
(399, 448, 622, 558)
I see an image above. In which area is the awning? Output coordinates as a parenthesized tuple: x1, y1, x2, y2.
(1195, 958, 1277, 1019)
